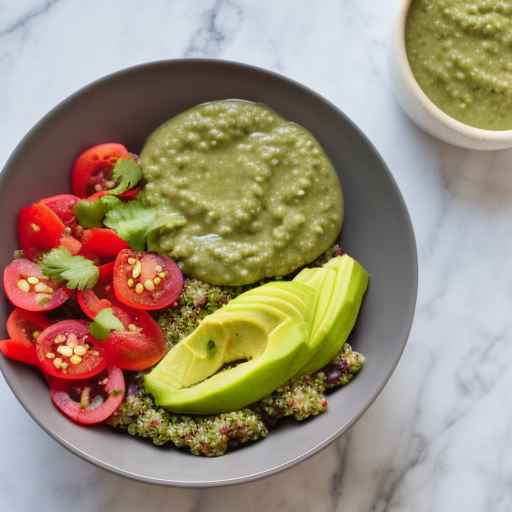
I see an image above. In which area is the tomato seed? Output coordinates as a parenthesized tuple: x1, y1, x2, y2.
(32, 330, 41, 340)
(132, 261, 142, 279)
(155, 264, 163, 273)
(35, 294, 51, 306)
(57, 345, 73, 358)
(45, 352, 55, 359)
(17, 279, 30, 292)
(70, 355, 82, 365)
(30, 223, 41, 232)
(127, 278, 134, 288)
(53, 357, 63, 368)
(135, 283, 144, 294)
(158, 272, 167, 279)
(54, 334, 66, 344)
(74, 345, 87, 356)
(27, 276, 39, 285)
(144, 279, 155, 291)
(127, 257, 136, 266)
(153, 277, 161, 285)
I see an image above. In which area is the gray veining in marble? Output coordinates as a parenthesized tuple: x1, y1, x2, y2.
(2, 0, 512, 510)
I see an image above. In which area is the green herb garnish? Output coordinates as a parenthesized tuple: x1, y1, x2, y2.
(90, 307, 125, 340)
(109, 158, 143, 195)
(40, 248, 99, 290)
(104, 200, 156, 251)
(74, 195, 122, 228)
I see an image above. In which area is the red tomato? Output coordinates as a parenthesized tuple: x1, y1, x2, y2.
(41, 194, 79, 227)
(113, 250, 183, 311)
(80, 228, 129, 261)
(0, 339, 39, 366)
(36, 320, 107, 380)
(7, 308, 50, 342)
(18, 202, 65, 260)
(76, 262, 116, 319)
(50, 366, 125, 425)
(71, 143, 129, 198)
(3, 259, 71, 312)
(102, 304, 166, 371)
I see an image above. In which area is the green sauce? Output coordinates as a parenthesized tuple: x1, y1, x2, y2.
(406, 0, 512, 130)
(140, 100, 342, 286)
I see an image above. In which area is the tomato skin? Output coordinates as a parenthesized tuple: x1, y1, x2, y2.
(3, 259, 71, 312)
(18, 202, 65, 260)
(50, 366, 125, 425)
(0, 339, 39, 366)
(41, 194, 80, 227)
(7, 308, 50, 342)
(80, 228, 129, 261)
(113, 250, 183, 311)
(71, 143, 129, 198)
(103, 304, 166, 371)
(36, 320, 107, 380)
(76, 262, 115, 319)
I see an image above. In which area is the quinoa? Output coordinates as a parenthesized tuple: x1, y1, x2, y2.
(108, 343, 364, 457)
(108, 244, 366, 457)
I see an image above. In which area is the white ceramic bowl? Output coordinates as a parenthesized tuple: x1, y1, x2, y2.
(390, 0, 512, 151)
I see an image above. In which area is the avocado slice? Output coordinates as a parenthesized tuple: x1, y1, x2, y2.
(298, 255, 368, 375)
(144, 281, 312, 414)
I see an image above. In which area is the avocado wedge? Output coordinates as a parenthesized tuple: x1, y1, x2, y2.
(298, 255, 368, 375)
(144, 281, 313, 414)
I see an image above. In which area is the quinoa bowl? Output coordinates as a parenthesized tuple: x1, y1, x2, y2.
(0, 60, 417, 486)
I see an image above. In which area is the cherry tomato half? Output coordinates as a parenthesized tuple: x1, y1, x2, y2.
(36, 320, 107, 380)
(76, 262, 116, 319)
(50, 366, 125, 425)
(7, 308, 50, 343)
(18, 202, 65, 260)
(0, 339, 39, 366)
(103, 303, 166, 371)
(80, 228, 129, 261)
(41, 194, 80, 227)
(3, 259, 71, 312)
(113, 250, 183, 311)
(71, 143, 129, 198)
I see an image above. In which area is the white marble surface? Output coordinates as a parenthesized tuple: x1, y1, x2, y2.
(1, 0, 511, 510)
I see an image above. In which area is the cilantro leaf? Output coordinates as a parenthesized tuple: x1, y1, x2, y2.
(109, 158, 143, 195)
(40, 247, 99, 290)
(103, 200, 156, 251)
(74, 195, 122, 228)
(90, 307, 125, 340)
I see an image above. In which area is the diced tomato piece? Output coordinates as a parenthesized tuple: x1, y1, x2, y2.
(3, 259, 71, 312)
(0, 339, 39, 366)
(41, 194, 80, 227)
(36, 320, 107, 380)
(71, 143, 129, 198)
(50, 366, 125, 425)
(80, 228, 129, 261)
(113, 249, 183, 311)
(102, 303, 166, 371)
(59, 235, 82, 255)
(76, 262, 116, 319)
(18, 202, 65, 260)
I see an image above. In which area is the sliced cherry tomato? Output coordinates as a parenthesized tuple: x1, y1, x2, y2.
(77, 262, 116, 319)
(36, 320, 107, 380)
(80, 228, 129, 261)
(41, 194, 80, 227)
(50, 366, 125, 425)
(0, 339, 39, 366)
(18, 202, 65, 260)
(3, 259, 71, 312)
(71, 143, 129, 198)
(7, 308, 50, 343)
(113, 250, 183, 311)
(102, 303, 166, 371)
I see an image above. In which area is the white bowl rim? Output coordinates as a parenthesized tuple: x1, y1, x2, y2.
(397, 0, 512, 141)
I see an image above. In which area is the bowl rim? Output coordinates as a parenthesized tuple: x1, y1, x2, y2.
(396, 0, 512, 141)
(0, 58, 418, 487)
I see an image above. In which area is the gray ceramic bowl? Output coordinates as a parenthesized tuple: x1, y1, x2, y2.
(0, 60, 417, 487)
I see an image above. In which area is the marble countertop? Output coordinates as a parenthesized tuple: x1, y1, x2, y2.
(2, 0, 511, 510)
